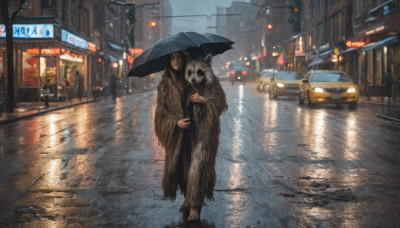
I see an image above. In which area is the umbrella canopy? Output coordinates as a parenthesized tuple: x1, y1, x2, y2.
(127, 32, 234, 77)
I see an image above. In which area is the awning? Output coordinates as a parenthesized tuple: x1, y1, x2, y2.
(308, 58, 324, 67)
(108, 42, 123, 51)
(319, 50, 333, 57)
(370, 0, 394, 13)
(339, 47, 358, 56)
(105, 54, 118, 62)
(361, 35, 397, 51)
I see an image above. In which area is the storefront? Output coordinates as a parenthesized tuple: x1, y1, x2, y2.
(0, 24, 96, 102)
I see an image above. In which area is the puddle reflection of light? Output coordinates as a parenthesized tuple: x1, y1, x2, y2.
(313, 111, 328, 158)
(226, 84, 246, 225)
(344, 114, 358, 160)
(47, 115, 58, 148)
(263, 99, 278, 150)
(76, 107, 90, 147)
(47, 159, 60, 186)
(113, 102, 124, 142)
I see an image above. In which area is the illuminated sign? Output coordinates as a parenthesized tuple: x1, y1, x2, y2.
(62, 29, 88, 50)
(365, 25, 385, 36)
(127, 55, 134, 64)
(41, 48, 61, 55)
(88, 42, 96, 52)
(128, 48, 143, 56)
(26, 48, 39, 54)
(0, 24, 54, 38)
(346, 41, 365, 48)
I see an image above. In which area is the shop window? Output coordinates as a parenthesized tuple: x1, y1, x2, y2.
(22, 51, 40, 86)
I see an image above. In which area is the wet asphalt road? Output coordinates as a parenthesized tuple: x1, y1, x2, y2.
(0, 81, 400, 227)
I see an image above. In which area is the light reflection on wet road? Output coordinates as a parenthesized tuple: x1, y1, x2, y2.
(0, 82, 399, 227)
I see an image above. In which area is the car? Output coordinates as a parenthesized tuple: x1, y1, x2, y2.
(228, 61, 249, 85)
(257, 69, 278, 93)
(298, 70, 359, 108)
(269, 71, 303, 99)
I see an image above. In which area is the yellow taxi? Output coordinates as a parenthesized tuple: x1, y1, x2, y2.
(269, 71, 303, 99)
(298, 70, 359, 108)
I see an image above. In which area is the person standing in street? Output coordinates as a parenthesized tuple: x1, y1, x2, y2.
(155, 51, 222, 222)
(381, 68, 393, 103)
(109, 74, 117, 100)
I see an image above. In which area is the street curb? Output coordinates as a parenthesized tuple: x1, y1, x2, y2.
(0, 99, 98, 125)
(376, 114, 400, 123)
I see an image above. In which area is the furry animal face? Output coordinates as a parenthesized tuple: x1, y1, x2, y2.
(185, 54, 214, 85)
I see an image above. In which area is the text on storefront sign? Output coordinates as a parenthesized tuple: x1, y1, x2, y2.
(0, 24, 54, 38)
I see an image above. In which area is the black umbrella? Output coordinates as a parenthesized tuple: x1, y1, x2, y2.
(127, 32, 234, 77)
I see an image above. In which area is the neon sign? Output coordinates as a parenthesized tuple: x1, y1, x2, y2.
(346, 41, 365, 48)
(62, 29, 88, 50)
(0, 24, 54, 38)
(41, 48, 61, 55)
(88, 42, 96, 52)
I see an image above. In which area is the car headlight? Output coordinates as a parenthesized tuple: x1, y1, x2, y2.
(347, 87, 356, 93)
(277, 83, 284, 87)
(314, 87, 324, 93)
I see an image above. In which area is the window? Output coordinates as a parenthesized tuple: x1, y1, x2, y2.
(83, 8, 90, 36)
(41, 0, 55, 8)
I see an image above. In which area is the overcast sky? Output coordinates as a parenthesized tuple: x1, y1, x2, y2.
(169, 0, 250, 34)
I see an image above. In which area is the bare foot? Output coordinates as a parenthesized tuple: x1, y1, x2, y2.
(187, 208, 200, 222)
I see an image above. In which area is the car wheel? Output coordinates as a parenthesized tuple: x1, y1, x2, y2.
(349, 102, 357, 109)
(298, 93, 304, 105)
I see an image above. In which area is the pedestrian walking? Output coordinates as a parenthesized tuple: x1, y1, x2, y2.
(128, 32, 233, 223)
(109, 74, 117, 100)
(77, 73, 84, 101)
(154, 51, 228, 222)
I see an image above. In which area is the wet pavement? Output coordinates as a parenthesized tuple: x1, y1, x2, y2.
(0, 82, 400, 227)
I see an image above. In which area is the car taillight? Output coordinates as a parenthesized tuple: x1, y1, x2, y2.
(230, 71, 235, 76)
(242, 71, 248, 75)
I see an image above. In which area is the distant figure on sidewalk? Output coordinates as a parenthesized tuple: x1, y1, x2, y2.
(109, 74, 117, 100)
(63, 77, 71, 101)
(77, 72, 84, 101)
(381, 69, 393, 103)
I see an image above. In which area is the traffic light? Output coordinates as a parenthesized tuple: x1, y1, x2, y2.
(150, 21, 157, 27)
(289, 0, 302, 33)
(128, 6, 136, 24)
(267, 24, 273, 30)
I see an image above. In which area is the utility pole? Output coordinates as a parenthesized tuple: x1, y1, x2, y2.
(1, 0, 26, 112)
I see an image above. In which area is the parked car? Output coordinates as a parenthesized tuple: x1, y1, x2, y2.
(269, 71, 303, 99)
(257, 69, 278, 93)
(298, 70, 359, 108)
(228, 61, 249, 85)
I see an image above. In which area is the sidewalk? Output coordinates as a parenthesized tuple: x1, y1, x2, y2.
(0, 96, 98, 125)
(0, 95, 399, 125)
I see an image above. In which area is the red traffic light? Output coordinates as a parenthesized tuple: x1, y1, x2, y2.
(150, 21, 157, 27)
(267, 24, 273, 30)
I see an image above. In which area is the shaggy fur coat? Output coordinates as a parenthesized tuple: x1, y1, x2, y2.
(154, 69, 186, 200)
(181, 71, 228, 209)
(155, 67, 228, 209)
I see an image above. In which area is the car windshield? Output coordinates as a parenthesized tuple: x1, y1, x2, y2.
(276, 72, 302, 80)
(311, 72, 350, 82)
(262, 71, 275, 78)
